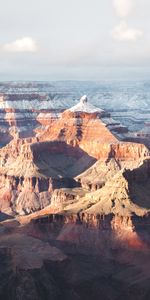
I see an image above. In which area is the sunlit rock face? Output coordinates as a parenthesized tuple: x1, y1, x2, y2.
(39, 96, 149, 161)
(0, 138, 96, 215)
(0, 94, 110, 146)
(0, 94, 149, 217)
(0, 81, 149, 149)
(0, 89, 150, 299)
(39, 95, 118, 157)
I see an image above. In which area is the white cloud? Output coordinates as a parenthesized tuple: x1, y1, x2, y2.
(113, 0, 135, 18)
(111, 21, 143, 42)
(4, 37, 37, 53)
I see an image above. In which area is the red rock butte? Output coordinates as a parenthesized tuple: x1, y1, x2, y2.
(39, 95, 149, 160)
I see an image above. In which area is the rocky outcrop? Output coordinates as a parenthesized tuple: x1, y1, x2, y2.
(0, 173, 83, 215)
(0, 137, 148, 215)
(0, 137, 39, 166)
(0, 140, 95, 176)
(50, 188, 86, 211)
(0, 139, 96, 215)
(37, 112, 60, 126)
(30, 211, 148, 252)
(0, 95, 149, 218)
(81, 159, 150, 217)
(77, 145, 149, 191)
(29, 159, 149, 236)
(39, 110, 118, 157)
(0, 84, 150, 300)
(0, 175, 53, 215)
(26, 159, 150, 252)
(38, 98, 149, 160)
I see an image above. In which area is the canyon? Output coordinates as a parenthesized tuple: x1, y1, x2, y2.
(0, 84, 150, 300)
(0, 95, 149, 216)
(0, 81, 149, 146)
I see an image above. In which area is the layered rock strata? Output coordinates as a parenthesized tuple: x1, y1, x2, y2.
(0, 96, 149, 217)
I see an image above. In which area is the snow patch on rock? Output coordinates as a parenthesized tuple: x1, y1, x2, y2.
(69, 95, 104, 114)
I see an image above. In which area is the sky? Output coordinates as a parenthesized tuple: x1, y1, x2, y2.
(0, 0, 150, 80)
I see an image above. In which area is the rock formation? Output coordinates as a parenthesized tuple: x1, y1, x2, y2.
(0, 95, 149, 217)
(0, 91, 150, 299)
(39, 96, 149, 160)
